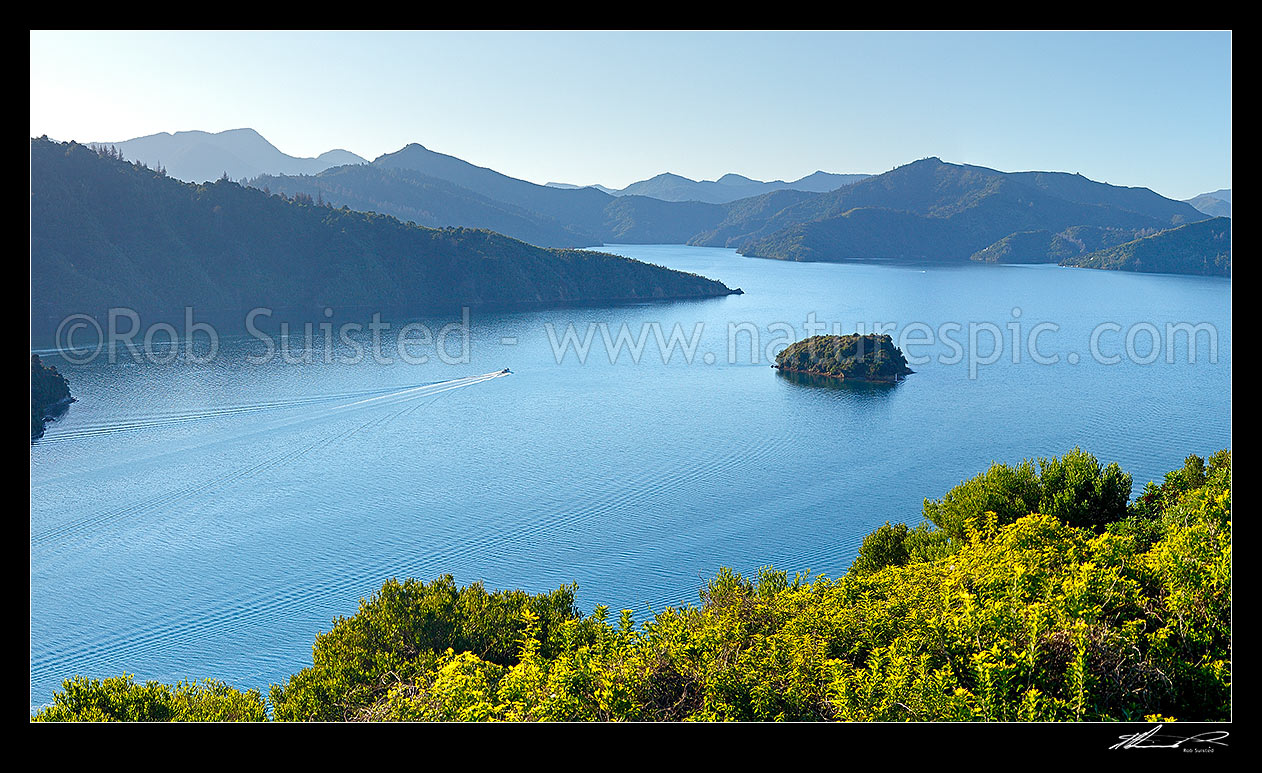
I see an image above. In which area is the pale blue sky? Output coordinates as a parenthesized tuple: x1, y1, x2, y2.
(30, 30, 1231, 199)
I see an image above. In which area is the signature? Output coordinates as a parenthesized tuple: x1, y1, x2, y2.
(1110, 724, 1230, 750)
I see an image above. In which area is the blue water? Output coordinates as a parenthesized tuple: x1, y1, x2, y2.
(29, 245, 1231, 709)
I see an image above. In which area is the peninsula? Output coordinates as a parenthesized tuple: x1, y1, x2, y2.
(31, 354, 72, 440)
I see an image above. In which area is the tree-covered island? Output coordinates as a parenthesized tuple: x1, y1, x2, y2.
(774, 333, 913, 383)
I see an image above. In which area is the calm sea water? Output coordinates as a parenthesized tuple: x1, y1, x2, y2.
(29, 245, 1231, 709)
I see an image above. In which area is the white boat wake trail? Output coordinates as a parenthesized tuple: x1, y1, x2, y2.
(29, 371, 508, 549)
(34, 372, 504, 445)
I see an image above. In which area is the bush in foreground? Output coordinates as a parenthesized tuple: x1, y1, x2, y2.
(33, 676, 265, 722)
(34, 450, 1230, 722)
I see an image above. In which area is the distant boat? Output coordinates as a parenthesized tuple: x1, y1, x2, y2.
(500, 368, 512, 374)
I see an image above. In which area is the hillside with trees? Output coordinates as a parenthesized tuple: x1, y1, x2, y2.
(251, 164, 597, 248)
(255, 143, 729, 246)
(733, 158, 1207, 263)
(32, 449, 1231, 721)
(30, 354, 72, 440)
(969, 225, 1160, 264)
(1059, 217, 1231, 276)
(30, 138, 738, 328)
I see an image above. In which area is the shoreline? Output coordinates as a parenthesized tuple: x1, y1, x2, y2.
(772, 364, 912, 384)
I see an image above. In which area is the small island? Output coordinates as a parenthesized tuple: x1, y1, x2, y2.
(31, 354, 73, 440)
(774, 333, 913, 383)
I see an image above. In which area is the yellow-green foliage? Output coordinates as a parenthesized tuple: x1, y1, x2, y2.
(32, 675, 265, 722)
(34, 451, 1230, 722)
(267, 575, 589, 721)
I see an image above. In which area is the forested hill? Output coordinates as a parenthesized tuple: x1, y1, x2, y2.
(254, 145, 727, 247)
(731, 158, 1209, 263)
(968, 225, 1161, 265)
(30, 139, 737, 327)
(252, 164, 599, 248)
(1060, 217, 1231, 276)
(371, 143, 615, 225)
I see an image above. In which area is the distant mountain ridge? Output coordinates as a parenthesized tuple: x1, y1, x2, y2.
(124, 129, 1217, 275)
(95, 128, 368, 183)
(1185, 189, 1231, 218)
(546, 169, 870, 203)
(733, 157, 1208, 263)
(545, 182, 619, 195)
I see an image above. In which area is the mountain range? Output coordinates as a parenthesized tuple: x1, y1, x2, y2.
(84, 129, 1226, 276)
(255, 147, 1217, 270)
(254, 143, 727, 247)
(30, 139, 736, 328)
(732, 157, 1207, 262)
(95, 127, 869, 205)
(546, 170, 871, 203)
(94, 128, 368, 183)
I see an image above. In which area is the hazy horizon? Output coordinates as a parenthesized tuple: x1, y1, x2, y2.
(29, 30, 1231, 199)
(30, 31, 1230, 200)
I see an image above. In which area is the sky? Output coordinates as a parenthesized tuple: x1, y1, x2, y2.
(30, 30, 1231, 200)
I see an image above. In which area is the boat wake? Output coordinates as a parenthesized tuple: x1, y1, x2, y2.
(29, 371, 510, 548)
(33, 372, 508, 445)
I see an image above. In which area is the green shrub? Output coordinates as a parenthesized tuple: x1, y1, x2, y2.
(32, 675, 265, 722)
(924, 448, 1131, 539)
(268, 574, 589, 721)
